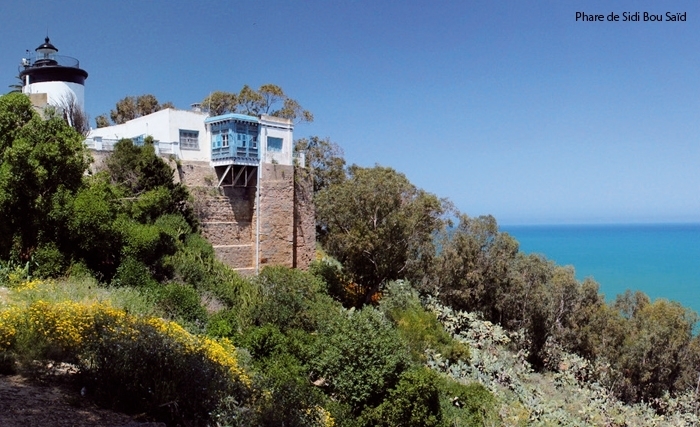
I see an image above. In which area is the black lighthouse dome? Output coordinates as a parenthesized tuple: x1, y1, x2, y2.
(34, 37, 59, 66)
(19, 37, 88, 86)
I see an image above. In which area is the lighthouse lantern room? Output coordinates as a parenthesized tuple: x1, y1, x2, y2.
(19, 37, 88, 109)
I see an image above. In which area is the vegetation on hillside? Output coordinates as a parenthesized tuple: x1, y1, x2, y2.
(201, 84, 313, 123)
(95, 94, 176, 128)
(2, 90, 700, 426)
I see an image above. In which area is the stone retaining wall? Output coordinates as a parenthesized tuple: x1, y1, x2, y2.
(293, 171, 315, 269)
(181, 161, 314, 274)
(258, 164, 295, 267)
(90, 153, 314, 274)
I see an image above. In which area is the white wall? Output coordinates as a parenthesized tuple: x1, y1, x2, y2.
(86, 111, 292, 166)
(259, 115, 294, 166)
(168, 110, 210, 162)
(87, 109, 209, 161)
(24, 81, 85, 108)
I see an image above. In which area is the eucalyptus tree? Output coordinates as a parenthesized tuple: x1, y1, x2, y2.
(316, 165, 444, 305)
(201, 84, 313, 123)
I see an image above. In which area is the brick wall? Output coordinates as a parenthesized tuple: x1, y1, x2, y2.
(258, 164, 295, 267)
(293, 170, 315, 269)
(94, 155, 314, 274)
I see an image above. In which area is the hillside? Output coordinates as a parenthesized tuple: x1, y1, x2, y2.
(2, 91, 700, 426)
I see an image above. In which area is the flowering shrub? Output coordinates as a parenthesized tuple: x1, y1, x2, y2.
(29, 300, 97, 357)
(0, 306, 21, 349)
(0, 297, 250, 426)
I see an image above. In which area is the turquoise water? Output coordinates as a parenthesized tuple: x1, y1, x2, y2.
(501, 224, 700, 314)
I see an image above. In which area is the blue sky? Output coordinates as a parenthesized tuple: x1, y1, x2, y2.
(2, 0, 699, 225)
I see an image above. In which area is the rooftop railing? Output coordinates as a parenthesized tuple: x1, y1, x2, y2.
(84, 137, 170, 156)
(25, 54, 81, 69)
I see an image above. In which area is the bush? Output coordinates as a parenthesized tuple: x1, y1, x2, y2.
(381, 281, 469, 364)
(85, 315, 249, 425)
(207, 308, 240, 339)
(158, 282, 207, 327)
(438, 379, 497, 427)
(361, 367, 442, 427)
(112, 256, 157, 288)
(310, 251, 352, 305)
(0, 299, 250, 426)
(249, 354, 330, 427)
(32, 242, 67, 278)
(310, 307, 409, 411)
(253, 266, 330, 331)
(395, 306, 469, 364)
(240, 324, 287, 361)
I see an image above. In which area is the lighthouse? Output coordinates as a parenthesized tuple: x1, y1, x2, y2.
(19, 37, 88, 109)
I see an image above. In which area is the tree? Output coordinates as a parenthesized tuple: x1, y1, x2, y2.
(7, 75, 22, 94)
(135, 94, 159, 115)
(95, 114, 110, 128)
(615, 298, 697, 403)
(431, 214, 519, 317)
(57, 93, 90, 136)
(201, 91, 237, 116)
(110, 95, 138, 124)
(106, 137, 175, 195)
(316, 165, 444, 304)
(0, 92, 90, 261)
(202, 84, 313, 123)
(236, 84, 264, 115)
(107, 94, 174, 125)
(293, 136, 346, 194)
(105, 137, 195, 227)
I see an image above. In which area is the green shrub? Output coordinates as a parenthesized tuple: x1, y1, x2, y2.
(32, 242, 67, 278)
(117, 218, 177, 268)
(310, 252, 351, 305)
(362, 367, 442, 427)
(167, 234, 258, 325)
(253, 353, 328, 427)
(241, 324, 286, 361)
(393, 305, 468, 364)
(158, 282, 207, 327)
(112, 256, 157, 288)
(207, 308, 240, 339)
(310, 307, 409, 410)
(382, 281, 469, 364)
(438, 378, 497, 427)
(213, 342, 332, 427)
(253, 266, 329, 331)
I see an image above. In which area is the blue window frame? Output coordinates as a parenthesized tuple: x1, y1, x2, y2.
(179, 129, 199, 150)
(267, 136, 283, 152)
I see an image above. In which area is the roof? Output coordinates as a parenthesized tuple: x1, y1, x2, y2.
(205, 113, 259, 125)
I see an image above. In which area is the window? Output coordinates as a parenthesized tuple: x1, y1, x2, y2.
(267, 136, 283, 152)
(179, 130, 199, 150)
(131, 134, 145, 146)
(221, 133, 229, 148)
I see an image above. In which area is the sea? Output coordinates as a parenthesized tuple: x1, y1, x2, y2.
(500, 224, 700, 315)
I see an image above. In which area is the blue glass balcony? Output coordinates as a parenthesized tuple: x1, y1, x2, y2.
(206, 114, 260, 165)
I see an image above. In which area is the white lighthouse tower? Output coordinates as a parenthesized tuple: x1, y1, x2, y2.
(19, 37, 88, 109)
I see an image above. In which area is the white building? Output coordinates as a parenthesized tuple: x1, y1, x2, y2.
(86, 109, 299, 172)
